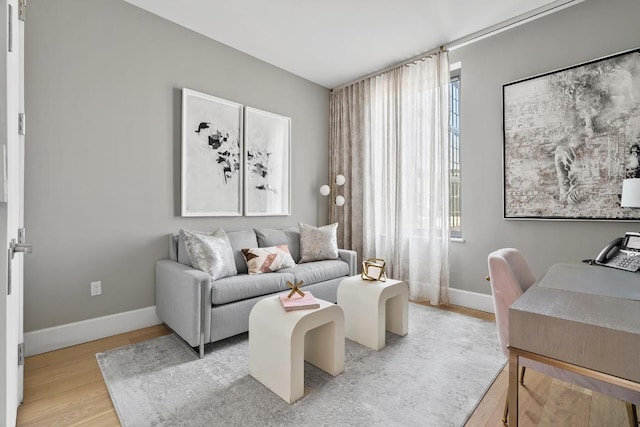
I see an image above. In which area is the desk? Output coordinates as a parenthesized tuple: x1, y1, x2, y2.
(508, 263, 640, 426)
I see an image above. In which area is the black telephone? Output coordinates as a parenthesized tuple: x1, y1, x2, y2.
(595, 232, 640, 272)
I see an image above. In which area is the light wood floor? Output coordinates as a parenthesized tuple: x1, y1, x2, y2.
(17, 324, 171, 426)
(16, 305, 630, 426)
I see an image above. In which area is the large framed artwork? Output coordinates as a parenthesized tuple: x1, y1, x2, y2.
(181, 89, 243, 216)
(244, 107, 291, 216)
(503, 48, 640, 220)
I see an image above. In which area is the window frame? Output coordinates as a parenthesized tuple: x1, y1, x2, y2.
(449, 65, 462, 240)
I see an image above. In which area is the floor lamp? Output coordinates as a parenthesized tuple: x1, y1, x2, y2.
(320, 174, 346, 223)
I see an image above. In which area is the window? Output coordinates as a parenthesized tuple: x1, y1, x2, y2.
(449, 70, 461, 239)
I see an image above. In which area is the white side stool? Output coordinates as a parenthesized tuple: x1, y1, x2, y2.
(337, 275, 409, 350)
(248, 295, 345, 403)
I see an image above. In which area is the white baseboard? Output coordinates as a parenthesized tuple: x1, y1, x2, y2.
(448, 288, 495, 314)
(23, 291, 492, 356)
(24, 306, 162, 357)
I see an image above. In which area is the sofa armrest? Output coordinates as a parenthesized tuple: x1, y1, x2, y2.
(338, 249, 358, 276)
(155, 259, 212, 349)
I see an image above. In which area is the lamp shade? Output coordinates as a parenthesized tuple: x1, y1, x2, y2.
(621, 178, 640, 208)
(319, 174, 347, 207)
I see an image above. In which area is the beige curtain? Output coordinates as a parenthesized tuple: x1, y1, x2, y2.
(329, 51, 450, 304)
(329, 81, 369, 258)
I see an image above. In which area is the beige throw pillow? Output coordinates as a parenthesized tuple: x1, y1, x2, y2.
(299, 223, 339, 263)
(242, 245, 296, 275)
(179, 228, 237, 280)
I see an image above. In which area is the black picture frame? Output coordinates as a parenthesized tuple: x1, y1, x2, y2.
(502, 48, 640, 220)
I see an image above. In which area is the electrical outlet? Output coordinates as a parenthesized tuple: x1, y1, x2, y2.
(91, 281, 102, 296)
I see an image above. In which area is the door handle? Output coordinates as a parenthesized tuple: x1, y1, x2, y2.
(10, 228, 32, 260)
(7, 229, 33, 294)
(9, 239, 31, 259)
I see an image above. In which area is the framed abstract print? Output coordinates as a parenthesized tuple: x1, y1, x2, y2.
(244, 107, 291, 216)
(181, 89, 243, 216)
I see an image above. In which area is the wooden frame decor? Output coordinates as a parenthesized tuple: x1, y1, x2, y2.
(244, 107, 291, 216)
(181, 89, 243, 217)
(503, 48, 640, 220)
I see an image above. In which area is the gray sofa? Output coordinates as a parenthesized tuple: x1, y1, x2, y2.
(155, 227, 357, 357)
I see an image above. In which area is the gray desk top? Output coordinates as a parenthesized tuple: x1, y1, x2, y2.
(509, 263, 640, 382)
(538, 262, 640, 301)
(511, 263, 640, 335)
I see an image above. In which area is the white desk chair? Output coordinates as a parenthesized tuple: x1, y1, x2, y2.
(488, 248, 639, 426)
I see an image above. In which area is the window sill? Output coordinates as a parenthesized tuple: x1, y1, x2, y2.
(450, 237, 465, 243)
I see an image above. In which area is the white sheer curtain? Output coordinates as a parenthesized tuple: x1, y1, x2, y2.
(330, 51, 450, 304)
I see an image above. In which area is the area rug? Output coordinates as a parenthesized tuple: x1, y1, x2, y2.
(96, 303, 504, 427)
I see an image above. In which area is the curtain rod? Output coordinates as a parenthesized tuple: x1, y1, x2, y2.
(331, 0, 584, 91)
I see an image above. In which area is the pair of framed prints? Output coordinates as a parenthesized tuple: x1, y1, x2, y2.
(181, 88, 290, 217)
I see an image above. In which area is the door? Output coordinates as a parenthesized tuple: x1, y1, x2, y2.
(1, 0, 26, 425)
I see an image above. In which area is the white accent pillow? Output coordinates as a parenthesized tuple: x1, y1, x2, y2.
(299, 223, 339, 263)
(179, 228, 237, 280)
(241, 245, 296, 275)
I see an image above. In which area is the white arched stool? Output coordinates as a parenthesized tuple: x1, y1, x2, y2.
(337, 276, 409, 350)
(249, 296, 345, 403)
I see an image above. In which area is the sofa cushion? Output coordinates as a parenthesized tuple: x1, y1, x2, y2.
(242, 245, 296, 274)
(178, 232, 197, 267)
(255, 227, 301, 262)
(177, 229, 223, 267)
(179, 229, 237, 280)
(226, 229, 259, 274)
(211, 272, 295, 305)
(277, 260, 349, 286)
(299, 223, 339, 263)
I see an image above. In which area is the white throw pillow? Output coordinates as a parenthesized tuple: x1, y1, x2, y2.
(179, 228, 237, 280)
(299, 223, 339, 263)
(241, 245, 296, 275)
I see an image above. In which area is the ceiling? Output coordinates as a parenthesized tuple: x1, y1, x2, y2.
(122, 0, 575, 88)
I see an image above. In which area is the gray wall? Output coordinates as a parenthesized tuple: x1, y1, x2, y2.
(24, 0, 330, 331)
(449, 0, 640, 294)
(25, 0, 640, 331)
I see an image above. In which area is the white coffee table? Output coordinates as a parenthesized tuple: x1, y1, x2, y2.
(337, 275, 409, 350)
(248, 295, 345, 403)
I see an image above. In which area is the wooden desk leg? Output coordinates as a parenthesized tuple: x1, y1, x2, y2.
(508, 349, 519, 426)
